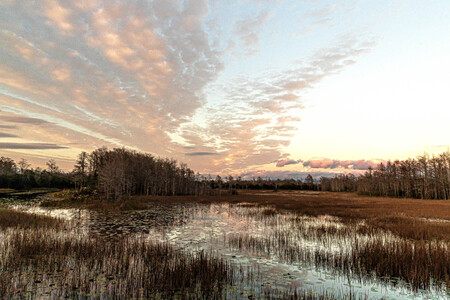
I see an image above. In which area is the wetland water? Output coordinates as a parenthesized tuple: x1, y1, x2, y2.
(9, 199, 450, 299)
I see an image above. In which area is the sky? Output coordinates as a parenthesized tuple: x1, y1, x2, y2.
(0, 0, 449, 179)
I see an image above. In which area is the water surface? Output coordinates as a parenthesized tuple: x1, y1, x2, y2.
(13, 200, 450, 299)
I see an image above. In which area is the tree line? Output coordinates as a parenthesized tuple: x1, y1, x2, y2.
(1, 149, 449, 200)
(75, 147, 213, 199)
(0, 157, 72, 190)
(1, 148, 214, 199)
(210, 174, 318, 193)
(320, 151, 450, 200)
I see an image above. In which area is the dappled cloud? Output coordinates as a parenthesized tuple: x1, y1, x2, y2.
(0, 0, 375, 174)
(178, 38, 375, 174)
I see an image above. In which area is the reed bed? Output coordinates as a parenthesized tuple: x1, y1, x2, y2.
(43, 190, 450, 241)
(3, 191, 450, 299)
(0, 227, 235, 299)
(226, 207, 450, 292)
(0, 208, 65, 230)
(353, 238, 449, 290)
(368, 215, 450, 240)
(0, 227, 344, 299)
(40, 190, 150, 211)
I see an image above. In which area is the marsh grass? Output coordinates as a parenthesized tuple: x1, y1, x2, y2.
(239, 191, 450, 241)
(368, 216, 450, 241)
(41, 190, 150, 212)
(41, 197, 150, 211)
(0, 188, 15, 194)
(0, 226, 342, 299)
(40, 190, 450, 240)
(9, 188, 60, 196)
(353, 239, 449, 290)
(5, 190, 449, 298)
(226, 207, 450, 292)
(92, 190, 450, 241)
(0, 208, 64, 230)
(1, 228, 235, 299)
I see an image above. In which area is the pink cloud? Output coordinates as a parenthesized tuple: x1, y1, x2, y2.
(276, 158, 302, 167)
(237, 170, 340, 180)
(0, 1, 376, 174)
(303, 158, 384, 170)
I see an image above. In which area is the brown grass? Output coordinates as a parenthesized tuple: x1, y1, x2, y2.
(0, 188, 15, 194)
(1, 230, 234, 299)
(127, 190, 450, 241)
(370, 216, 450, 240)
(0, 208, 64, 230)
(0, 227, 341, 299)
(4, 189, 449, 298)
(41, 191, 150, 212)
(353, 239, 450, 290)
(43, 190, 450, 240)
(228, 228, 450, 291)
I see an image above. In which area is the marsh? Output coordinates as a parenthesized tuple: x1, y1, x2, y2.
(1, 191, 449, 299)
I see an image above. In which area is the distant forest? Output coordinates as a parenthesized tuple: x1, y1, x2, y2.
(0, 157, 72, 190)
(0, 147, 212, 199)
(320, 151, 450, 200)
(1, 148, 449, 200)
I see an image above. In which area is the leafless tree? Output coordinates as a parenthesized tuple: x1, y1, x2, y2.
(17, 158, 30, 175)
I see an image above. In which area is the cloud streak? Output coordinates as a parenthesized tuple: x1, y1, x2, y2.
(185, 152, 219, 156)
(0, 132, 17, 138)
(0, 143, 68, 150)
(276, 158, 302, 167)
(1, 116, 48, 125)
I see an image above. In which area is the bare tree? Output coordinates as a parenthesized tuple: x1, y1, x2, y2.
(17, 158, 30, 175)
(46, 159, 59, 174)
(73, 152, 88, 190)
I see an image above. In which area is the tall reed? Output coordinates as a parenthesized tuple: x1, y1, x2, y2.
(1, 228, 233, 299)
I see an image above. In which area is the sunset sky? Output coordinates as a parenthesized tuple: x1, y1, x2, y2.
(1, 0, 449, 178)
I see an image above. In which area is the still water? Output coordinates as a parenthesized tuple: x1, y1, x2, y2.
(14, 201, 450, 299)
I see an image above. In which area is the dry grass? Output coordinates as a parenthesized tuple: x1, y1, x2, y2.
(129, 190, 450, 241)
(0, 208, 64, 230)
(43, 190, 450, 240)
(353, 239, 450, 290)
(369, 216, 450, 240)
(0, 226, 341, 299)
(1, 229, 234, 299)
(41, 190, 150, 212)
(41, 197, 150, 211)
(30, 190, 450, 296)
(227, 217, 450, 291)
